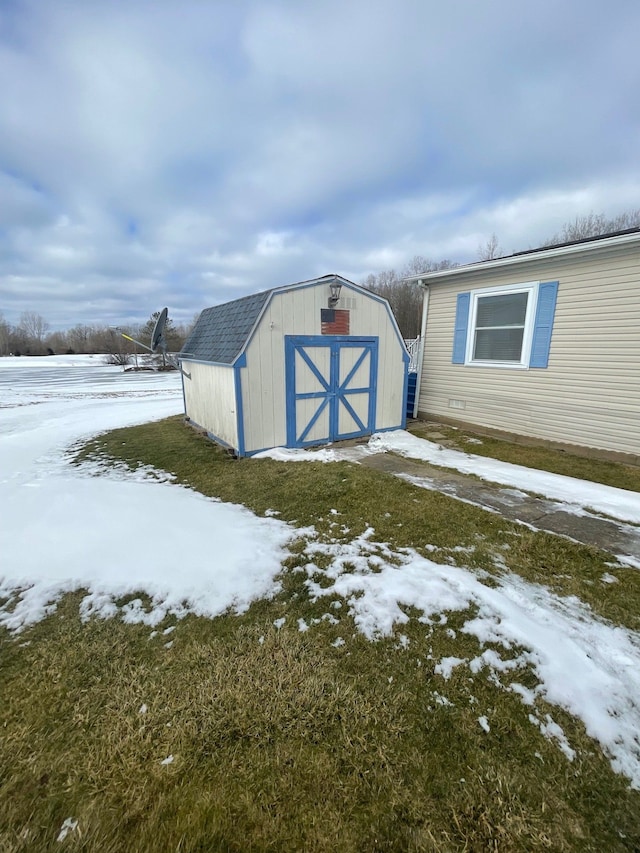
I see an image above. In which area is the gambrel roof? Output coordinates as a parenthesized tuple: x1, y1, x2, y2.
(181, 289, 273, 364)
(180, 274, 350, 365)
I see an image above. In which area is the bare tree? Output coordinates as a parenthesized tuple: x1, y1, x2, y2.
(477, 233, 502, 260)
(19, 311, 50, 345)
(362, 255, 456, 338)
(542, 209, 640, 246)
(0, 313, 10, 356)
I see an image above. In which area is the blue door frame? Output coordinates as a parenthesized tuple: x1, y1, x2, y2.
(285, 336, 378, 448)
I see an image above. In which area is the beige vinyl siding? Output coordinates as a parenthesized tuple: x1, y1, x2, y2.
(418, 242, 640, 456)
(241, 283, 406, 453)
(182, 361, 238, 449)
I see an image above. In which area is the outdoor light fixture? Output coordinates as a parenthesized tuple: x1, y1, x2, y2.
(328, 280, 342, 308)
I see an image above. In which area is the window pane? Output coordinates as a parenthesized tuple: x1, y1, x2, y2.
(476, 293, 528, 327)
(473, 328, 524, 361)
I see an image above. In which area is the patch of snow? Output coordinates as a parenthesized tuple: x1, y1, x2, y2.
(305, 533, 640, 788)
(435, 657, 467, 680)
(601, 573, 619, 584)
(252, 446, 342, 463)
(528, 713, 576, 761)
(160, 755, 174, 765)
(332, 637, 345, 647)
(509, 683, 537, 706)
(478, 715, 490, 733)
(297, 618, 309, 632)
(273, 617, 286, 629)
(0, 362, 296, 632)
(369, 430, 640, 525)
(617, 554, 640, 570)
(56, 818, 79, 842)
(139, 703, 148, 715)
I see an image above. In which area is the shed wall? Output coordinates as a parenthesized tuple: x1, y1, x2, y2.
(417, 242, 640, 456)
(183, 361, 238, 448)
(241, 284, 406, 453)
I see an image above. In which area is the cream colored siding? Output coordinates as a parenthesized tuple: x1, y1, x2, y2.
(182, 361, 238, 448)
(418, 242, 640, 456)
(241, 283, 406, 453)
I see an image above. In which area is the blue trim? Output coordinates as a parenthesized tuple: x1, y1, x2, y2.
(181, 356, 238, 368)
(284, 335, 379, 448)
(299, 398, 329, 443)
(371, 423, 405, 435)
(452, 292, 470, 363)
(367, 338, 378, 433)
(298, 346, 330, 389)
(285, 337, 297, 447)
(530, 281, 558, 368)
(234, 354, 247, 456)
(401, 362, 409, 427)
(340, 347, 368, 390)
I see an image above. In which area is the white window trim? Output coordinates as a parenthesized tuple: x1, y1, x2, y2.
(465, 281, 540, 369)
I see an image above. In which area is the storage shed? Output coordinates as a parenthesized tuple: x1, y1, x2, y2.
(405, 228, 640, 459)
(180, 274, 409, 456)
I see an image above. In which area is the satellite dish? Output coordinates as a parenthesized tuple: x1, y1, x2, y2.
(151, 307, 168, 352)
(115, 306, 191, 380)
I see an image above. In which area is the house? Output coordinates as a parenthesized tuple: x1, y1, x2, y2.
(405, 229, 640, 459)
(179, 274, 409, 456)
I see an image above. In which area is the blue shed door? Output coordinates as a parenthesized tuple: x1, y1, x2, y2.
(285, 336, 378, 448)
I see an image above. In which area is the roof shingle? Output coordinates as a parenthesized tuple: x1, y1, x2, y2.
(180, 289, 272, 364)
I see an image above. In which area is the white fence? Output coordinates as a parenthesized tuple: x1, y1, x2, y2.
(404, 337, 421, 372)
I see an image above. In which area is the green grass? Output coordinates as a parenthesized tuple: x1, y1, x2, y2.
(408, 422, 640, 493)
(2, 416, 640, 852)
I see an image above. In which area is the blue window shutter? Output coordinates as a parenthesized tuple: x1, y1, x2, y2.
(452, 292, 470, 364)
(530, 281, 558, 368)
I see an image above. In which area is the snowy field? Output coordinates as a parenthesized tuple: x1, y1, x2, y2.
(0, 355, 295, 629)
(1, 356, 640, 788)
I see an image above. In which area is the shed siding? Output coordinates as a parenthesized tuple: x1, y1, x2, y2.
(418, 243, 640, 456)
(241, 284, 406, 453)
(183, 361, 238, 448)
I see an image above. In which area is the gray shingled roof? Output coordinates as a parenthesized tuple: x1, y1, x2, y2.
(180, 275, 351, 365)
(180, 289, 273, 364)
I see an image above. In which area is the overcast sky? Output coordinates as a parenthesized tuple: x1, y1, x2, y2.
(1, 0, 639, 330)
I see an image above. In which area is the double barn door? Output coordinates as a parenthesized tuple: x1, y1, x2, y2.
(285, 336, 378, 448)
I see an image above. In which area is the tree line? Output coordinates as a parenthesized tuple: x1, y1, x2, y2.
(365, 209, 640, 337)
(0, 310, 191, 359)
(3, 210, 637, 353)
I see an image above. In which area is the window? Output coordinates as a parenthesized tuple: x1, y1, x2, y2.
(470, 285, 534, 365)
(452, 280, 558, 369)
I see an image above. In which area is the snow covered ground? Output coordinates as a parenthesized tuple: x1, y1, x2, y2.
(258, 430, 640, 526)
(0, 356, 295, 630)
(1, 356, 639, 788)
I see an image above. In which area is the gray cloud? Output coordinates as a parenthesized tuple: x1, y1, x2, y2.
(1, 0, 639, 330)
